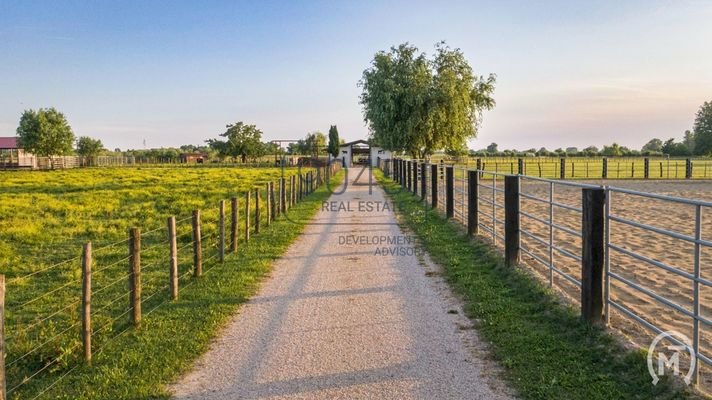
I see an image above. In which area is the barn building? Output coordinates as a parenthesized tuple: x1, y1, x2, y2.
(0, 137, 35, 169)
(337, 139, 392, 168)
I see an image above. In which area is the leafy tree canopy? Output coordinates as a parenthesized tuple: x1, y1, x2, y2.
(328, 125, 340, 158)
(76, 136, 105, 157)
(641, 138, 663, 152)
(694, 101, 712, 155)
(17, 108, 75, 163)
(359, 42, 495, 159)
(207, 121, 264, 163)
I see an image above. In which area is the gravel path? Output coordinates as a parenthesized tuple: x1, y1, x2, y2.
(169, 167, 514, 400)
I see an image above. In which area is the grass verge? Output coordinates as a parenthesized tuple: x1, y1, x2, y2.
(15, 171, 344, 399)
(376, 170, 693, 400)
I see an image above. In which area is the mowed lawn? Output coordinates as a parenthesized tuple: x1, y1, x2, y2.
(0, 165, 325, 399)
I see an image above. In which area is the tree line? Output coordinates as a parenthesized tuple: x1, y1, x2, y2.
(13, 108, 344, 165)
(473, 101, 712, 158)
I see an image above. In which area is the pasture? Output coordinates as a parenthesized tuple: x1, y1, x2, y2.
(437, 156, 712, 179)
(0, 166, 323, 398)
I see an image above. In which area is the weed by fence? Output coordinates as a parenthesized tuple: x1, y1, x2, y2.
(0, 163, 339, 399)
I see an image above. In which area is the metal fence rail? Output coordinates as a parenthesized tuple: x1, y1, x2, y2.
(605, 186, 712, 380)
(390, 158, 712, 386)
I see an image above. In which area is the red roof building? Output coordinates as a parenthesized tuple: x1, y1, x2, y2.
(0, 137, 19, 149)
(0, 136, 35, 168)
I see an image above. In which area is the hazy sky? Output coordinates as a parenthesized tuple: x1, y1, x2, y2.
(1, 1, 711, 151)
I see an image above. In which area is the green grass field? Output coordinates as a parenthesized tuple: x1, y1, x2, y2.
(0, 166, 334, 399)
(422, 156, 712, 179)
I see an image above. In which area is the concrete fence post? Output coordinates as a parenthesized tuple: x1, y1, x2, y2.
(468, 170, 479, 236)
(581, 188, 606, 325)
(504, 175, 520, 266)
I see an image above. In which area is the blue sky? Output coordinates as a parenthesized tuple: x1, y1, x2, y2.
(1, 0, 711, 151)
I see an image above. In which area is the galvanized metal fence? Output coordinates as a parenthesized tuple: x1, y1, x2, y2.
(388, 158, 712, 387)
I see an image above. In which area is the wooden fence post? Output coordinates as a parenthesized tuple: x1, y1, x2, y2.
(230, 198, 238, 253)
(290, 175, 295, 207)
(686, 158, 693, 179)
(279, 177, 287, 214)
(412, 161, 418, 195)
(407, 161, 412, 191)
(644, 158, 650, 179)
(518, 158, 524, 175)
(192, 211, 202, 277)
(446, 166, 454, 218)
(504, 175, 520, 267)
(560, 158, 566, 179)
(255, 188, 261, 234)
(468, 170, 479, 236)
(271, 182, 276, 219)
(420, 163, 426, 200)
(219, 200, 225, 263)
(82, 242, 92, 364)
(431, 164, 438, 209)
(129, 228, 142, 327)
(582, 188, 606, 325)
(0, 275, 4, 400)
(281, 177, 287, 214)
(602, 158, 608, 179)
(298, 174, 303, 201)
(245, 192, 251, 242)
(168, 216, 178, 300)
(265, 183, 272, 226)
(401, 160, 408, 187)
(394, 159, 398, 182)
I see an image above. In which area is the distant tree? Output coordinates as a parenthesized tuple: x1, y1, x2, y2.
(661, 138, 691, 156)
(693, 101, 712, 155)
(601, 143, 623, 156)
(76, 136, 104, 157)
(683, 130, 695, 154)
(76, 136, 105, 166)
(641, 138, 663, 153)
(16, 108, 75, 168)
(327, 125, 340, 158)
(583, 146, 599, 156)
(206, 121, 263, 163)
(565, 147, 578, 155)
(304, 131, 327, 158)
(486, 142, 498, 153)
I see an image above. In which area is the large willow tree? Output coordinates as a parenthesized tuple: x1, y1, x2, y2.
(359, 42, 495, 159)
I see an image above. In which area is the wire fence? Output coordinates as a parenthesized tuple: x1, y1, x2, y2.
(386, 158, 712, 389)
(0, 164, 338, 399)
